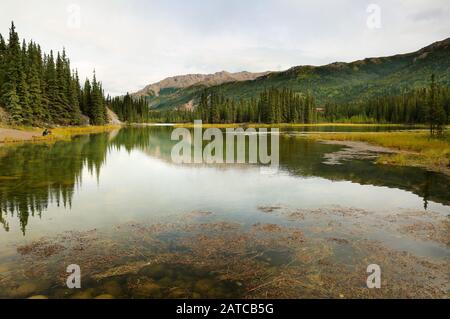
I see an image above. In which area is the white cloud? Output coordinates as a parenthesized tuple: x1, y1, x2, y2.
(0, 0, 449, 96)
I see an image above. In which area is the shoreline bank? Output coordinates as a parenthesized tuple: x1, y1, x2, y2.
(171, 123, 427, 129)
(305, 131, 450, 176)
(0, 125, 122, 144)
(2, 124, 449, 176)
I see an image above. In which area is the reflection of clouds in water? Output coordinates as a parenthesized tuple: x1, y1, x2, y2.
(98, 149, 450, 217)
(1, 127, 449, 240)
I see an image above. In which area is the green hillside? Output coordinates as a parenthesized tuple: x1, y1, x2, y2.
(146, 38, 450, 110)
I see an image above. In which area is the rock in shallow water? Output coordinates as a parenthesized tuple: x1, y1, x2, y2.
(94, 294, 115, 299)
(9, 280, 52, 298)
(167, 288, 188, 299)
(138, 264, 169, 280)
(28, 295, 49, 299)
(70, 288, 96, 299)
(129, 278, 162, 298)
(101, 280, 123, 297)
(194, 279, 215, 293)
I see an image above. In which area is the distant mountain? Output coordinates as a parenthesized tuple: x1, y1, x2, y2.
(132, 71, 270, 104)
(135, 38, 450, 110)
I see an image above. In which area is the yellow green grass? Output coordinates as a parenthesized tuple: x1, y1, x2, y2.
(50, 125, 121, 138)
(172, 123, 421, 129)
(0, 125, 121, 144)
(307, 131, 450, 174)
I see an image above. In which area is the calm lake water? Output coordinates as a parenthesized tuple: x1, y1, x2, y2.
(0, 126, 449, 299)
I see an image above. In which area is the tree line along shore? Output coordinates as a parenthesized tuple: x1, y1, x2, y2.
(1, 22, 448, 133)
(133, 82, 449, 136)
(0, 22, 448, 174)
(0, 22, 138, 128)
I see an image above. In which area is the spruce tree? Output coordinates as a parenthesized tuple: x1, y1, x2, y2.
(90, 72, 106, 125)
(2, 22, 23, 122)
(430, 75, 447, 135)
(0, 34, 6, 99)
(68, 74, 82, 124)
(44, 51, 58, 122)
(427, 74, 440, 135)
(27, 42, 44, 124)
(81, 79, 91, 118)
(3, 87, 21, 123)
(0, 22, 114, 126)
(55, 52, 70, 122)
(39, 49, 50, 122)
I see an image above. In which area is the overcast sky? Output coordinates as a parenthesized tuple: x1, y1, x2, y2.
(1, 0, 449, 96)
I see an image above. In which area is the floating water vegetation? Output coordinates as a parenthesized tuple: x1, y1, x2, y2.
(0, 205, 448, 299)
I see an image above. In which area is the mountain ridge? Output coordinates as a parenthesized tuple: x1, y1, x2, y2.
(134, 37, 450, 110)
(133, 70, 271, 98)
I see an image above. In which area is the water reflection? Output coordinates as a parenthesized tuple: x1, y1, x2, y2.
(0, 134, 108, 234)
(0, 126, 448, 234)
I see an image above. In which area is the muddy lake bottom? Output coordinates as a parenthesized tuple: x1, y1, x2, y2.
(1, 206, 448, 299)
(0, 127, 449, 299)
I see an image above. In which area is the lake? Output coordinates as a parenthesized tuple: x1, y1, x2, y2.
(0, 126, 448, 299)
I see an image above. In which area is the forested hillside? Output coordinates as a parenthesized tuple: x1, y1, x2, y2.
(0, 22, 108, 126)
(145, 77, 449, 129)
(2, 21, 449, 128)
(138, 38, 450, 111)
(109, 94, 149, 123)
(147, 88, 317, 124)
(324, 79, 450, 125)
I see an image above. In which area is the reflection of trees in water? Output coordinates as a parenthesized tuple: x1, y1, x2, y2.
(1, 127, 449, 234)
(138, 129, 450, 207)
(123, 128, 450, 207)
(1, 135, 105, 234)
(278, 135, 450, 207)
(110, 126, 169, 154)
(0, 128, 158, 234)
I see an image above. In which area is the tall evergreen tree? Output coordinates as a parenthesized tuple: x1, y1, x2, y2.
(44, 51, 58, 122)
(0, 22, 112, 126)
(427, 74, 447, 135)
(55, 52, 70, 122)
(81, 78, 91, 117)
(68, 73, 82, 124)
(27, 42, 44, 124)
(90, 72, 106, 125)
(0, 34, 6, 99)
(1, 22, 23, 122)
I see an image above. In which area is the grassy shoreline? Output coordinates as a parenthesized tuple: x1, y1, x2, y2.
(0, 125, 121, 144)
(306, 131, 450, 175)
(3, 124, 449, 175)
(171, 123, 425, 129)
